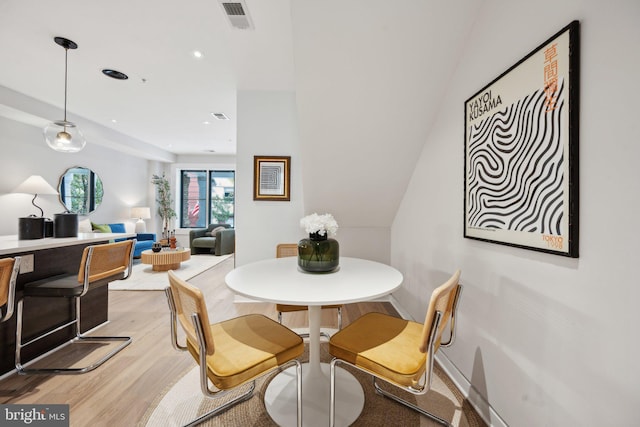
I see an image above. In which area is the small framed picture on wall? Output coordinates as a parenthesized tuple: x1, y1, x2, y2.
(253, 155, 291, 201)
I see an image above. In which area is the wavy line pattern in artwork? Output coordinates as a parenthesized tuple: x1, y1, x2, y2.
(467, 79, 565, 235)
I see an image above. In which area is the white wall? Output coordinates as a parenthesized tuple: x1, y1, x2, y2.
(336, 226, 390, 264)
(290, 1, 483, 266)
(235, 91, 391, 265)
(0, 116, 153, 234)
(392, 2, 640, 426)
(235, 90, 305, 265)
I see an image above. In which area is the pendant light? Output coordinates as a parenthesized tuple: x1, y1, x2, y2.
(43, 37, 86, 153)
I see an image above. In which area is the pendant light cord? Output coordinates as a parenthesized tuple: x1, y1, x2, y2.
(63, 47, 68, 122)
(46, 37, 85, 152)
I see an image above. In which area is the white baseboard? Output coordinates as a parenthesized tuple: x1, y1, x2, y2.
(435, 353, 508, 427)
(387, 294, 412, 318)
(387, 296, 507, 427)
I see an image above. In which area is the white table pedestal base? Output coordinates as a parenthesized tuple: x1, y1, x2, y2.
(225, 259, 402, 426)
(264, 362, 364, 427)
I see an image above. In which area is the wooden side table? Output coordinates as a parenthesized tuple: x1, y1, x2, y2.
(140, 248, 191, 271)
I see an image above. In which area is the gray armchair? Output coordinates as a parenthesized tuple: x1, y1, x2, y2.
(188, 223, 235, 256)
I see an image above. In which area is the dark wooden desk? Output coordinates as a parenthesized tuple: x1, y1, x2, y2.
(0, 233, 134, 375)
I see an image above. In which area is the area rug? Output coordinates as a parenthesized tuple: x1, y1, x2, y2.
(109, 254, 232, 291)
(140, 343, 486, 427)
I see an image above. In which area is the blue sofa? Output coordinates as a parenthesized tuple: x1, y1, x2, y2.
(105, 223, 156, 258)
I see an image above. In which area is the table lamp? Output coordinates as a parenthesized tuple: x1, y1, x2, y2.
(131, 207, 151, 233)
(13, 175, 59, 239)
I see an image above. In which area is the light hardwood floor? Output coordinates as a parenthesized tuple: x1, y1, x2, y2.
(0, 256, 399, 427)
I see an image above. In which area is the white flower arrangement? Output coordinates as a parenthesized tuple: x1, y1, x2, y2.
(300, 213, 338, 237)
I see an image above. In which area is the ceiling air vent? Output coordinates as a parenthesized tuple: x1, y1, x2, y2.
(211, 112, 229, 120)
(219, 1, 254, 30)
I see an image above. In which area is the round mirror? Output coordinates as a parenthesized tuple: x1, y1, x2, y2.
(58, 166, 104, 214)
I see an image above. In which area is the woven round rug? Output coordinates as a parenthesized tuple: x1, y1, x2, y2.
(140, 343, 485, 427)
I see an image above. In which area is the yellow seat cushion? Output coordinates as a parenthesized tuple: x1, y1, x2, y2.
(329, 312, 427, 388)
(187, 314, 304, 390)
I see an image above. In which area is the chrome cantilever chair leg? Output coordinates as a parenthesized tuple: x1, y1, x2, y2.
(372, 378, 451, 427)
(15, 295, 132, 374)
(15, 240, 134, 375)
(364, 286, 463, 426)
(330, 358, 451, 427)
(278, 306, 342, 339)
(165, 287, 304, 427)
(184, 359, 302, 427)
(166, 288, 255, 426)
(329, 275, 463, 427)
(329, 340, 451, 427)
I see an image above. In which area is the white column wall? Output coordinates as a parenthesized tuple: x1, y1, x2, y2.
(235, 90, 305, 266)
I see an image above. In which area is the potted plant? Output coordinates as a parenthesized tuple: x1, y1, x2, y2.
(151, 173, 177, 238)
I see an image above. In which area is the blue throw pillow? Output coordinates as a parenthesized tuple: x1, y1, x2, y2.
(108, 223, 126, 233)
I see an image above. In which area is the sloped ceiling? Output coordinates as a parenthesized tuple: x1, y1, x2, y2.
(291, 1, 482, 226)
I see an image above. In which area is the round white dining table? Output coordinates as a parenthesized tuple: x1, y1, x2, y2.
(225, 256, 403, 427)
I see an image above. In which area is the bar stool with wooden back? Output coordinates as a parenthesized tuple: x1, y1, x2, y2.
(275, 243, 342, 338)
(15, 239, 135, 374)
(0, 257, 21, 323)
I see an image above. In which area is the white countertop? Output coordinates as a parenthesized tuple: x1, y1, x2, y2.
(0, 232, 137, 256)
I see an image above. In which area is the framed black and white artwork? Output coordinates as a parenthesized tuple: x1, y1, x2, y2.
(253, 155, 291, 201)
(464, 21, 580, 257)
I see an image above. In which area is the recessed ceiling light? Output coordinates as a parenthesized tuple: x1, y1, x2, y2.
(211, 112, 229, 120)
(193, 50, 204, 59)
(203, 121, 210, 125)
(102, 69, 128, 80)
(111, 119, 117, 123)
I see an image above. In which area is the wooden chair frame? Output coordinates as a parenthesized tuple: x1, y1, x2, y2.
(329, 275, 463, 427)
(0, 257, 21, 323)
(165, 277, 303, 427)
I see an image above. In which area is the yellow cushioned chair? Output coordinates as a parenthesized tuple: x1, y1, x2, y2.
(329, 270, 463, 427)
(275, 243, 342, 336)
(15, 240, 134, 374)
(0, 257, 21, 323)
(165, 270, 304, 427)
